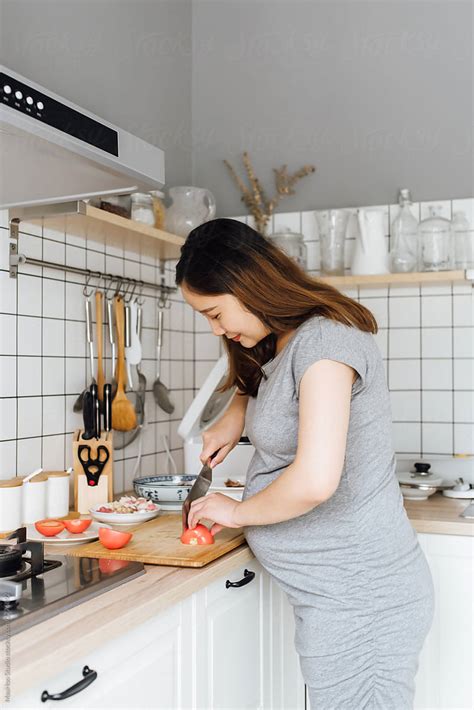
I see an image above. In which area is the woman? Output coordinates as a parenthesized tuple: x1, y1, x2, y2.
(176, 218, 434, 710)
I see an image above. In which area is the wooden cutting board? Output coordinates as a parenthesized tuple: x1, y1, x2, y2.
(63, 514, 246, 567)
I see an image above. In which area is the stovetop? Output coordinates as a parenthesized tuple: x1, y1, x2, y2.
(0, 527, 145, 639)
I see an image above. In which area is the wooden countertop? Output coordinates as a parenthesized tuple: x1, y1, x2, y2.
(1, 493, 472, 700)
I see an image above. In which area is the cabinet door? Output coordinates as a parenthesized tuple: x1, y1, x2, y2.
(415, 533, 474, 710)
(194, 561, 265, 710)
(8, 600, 194, 709)
(267, 576, 306, 710)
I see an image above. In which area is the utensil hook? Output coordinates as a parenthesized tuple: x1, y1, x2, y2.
(83, 272, 94, 298)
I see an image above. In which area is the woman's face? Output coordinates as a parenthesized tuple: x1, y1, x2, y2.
(181, 284, 270, 347)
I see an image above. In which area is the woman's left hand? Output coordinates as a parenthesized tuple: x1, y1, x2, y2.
(187, 493, 241, 535)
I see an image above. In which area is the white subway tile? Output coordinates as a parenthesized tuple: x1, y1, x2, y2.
(0, 270, 17, 314)
(65, 358, 86, 396)
(390, 391, 421, 421)
(389, 329, 420, 358)
(392, 422, 420, 453)
(373, 328, 388, 358)
(453, 327, 473, 358)
(301, 211, 319, 241)
(17, 397, 41, 439)
(42, 434, 65, 470)
(0, 440, 16, 478)
(16, 437, 42, 476)
(65, 321, 84, 358)
(43, 319, 65, 357)
(360, 297, 388, 328)
(43, 358, 65, 395)
(0, 398, 16, 440)
(17, 274, 42, 317)
(454, 392, 474, 423)
(421, 328, 452, 358)
(422, 423, 453, 454)
(452, 198, 474, 225)
(422, 391, 453, 422)
(421, 295, 452, 327)
(389, 296, 420, 328)
(42, 279, 65, 319)
(453, 424, 474, 455)
(18, 316, 41, 356)
(0, 356, 16, 398)
(454, 359, 474, 390)
(195, 332, 220, 360)
(422, 360, 452, 390)
(453, 294, 474, 326)
(42, 395, 65, 436)
(17, 357, 42, 397)
(389, 360, 420, 390)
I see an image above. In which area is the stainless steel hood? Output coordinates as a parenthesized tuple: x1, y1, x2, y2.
(0, 66, 165, 208)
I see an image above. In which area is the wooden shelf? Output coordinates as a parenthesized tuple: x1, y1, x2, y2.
(318, 270, 473, 289)
(9, 200, 185, 260)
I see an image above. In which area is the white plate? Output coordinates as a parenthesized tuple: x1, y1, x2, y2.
(89, 505, 161, 525)
(26, 521, 111, 545)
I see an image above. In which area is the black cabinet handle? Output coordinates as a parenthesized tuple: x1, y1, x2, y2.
(225, 568, 255, 589)
(41, 666, 97, 702)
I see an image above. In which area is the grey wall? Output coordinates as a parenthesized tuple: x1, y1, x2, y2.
(1, 1, 472, 215)
(192, 0, 473, 216)
(0, 0, 193, 188)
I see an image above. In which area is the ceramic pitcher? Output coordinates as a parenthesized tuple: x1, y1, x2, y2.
(352, 208, 390, 275)
(165, 186, 217, 238)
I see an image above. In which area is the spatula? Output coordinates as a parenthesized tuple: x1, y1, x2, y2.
(112, 295, 137, 432)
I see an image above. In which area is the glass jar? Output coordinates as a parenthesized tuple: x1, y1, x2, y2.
(452, 211, 474, 269)
(317, 209, 349, 275)
(131, 193, 155, 226)
(267, 229, 307, 269)
(418, 206, 453, 271)
(390, 188, 419, 273)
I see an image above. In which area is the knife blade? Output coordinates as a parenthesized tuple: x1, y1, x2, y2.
(181, 459, 215, 532)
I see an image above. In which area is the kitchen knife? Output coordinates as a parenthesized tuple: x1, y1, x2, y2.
(90, 383, 99, 439)
(181, 453, 217, 532)
(103, 383, 112, 432)
(82, 390, 95, 440)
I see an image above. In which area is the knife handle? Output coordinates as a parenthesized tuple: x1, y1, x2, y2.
(103, 384, 112, 432)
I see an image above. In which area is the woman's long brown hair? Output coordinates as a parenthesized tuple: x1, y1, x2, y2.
(176, 218, 377, 397)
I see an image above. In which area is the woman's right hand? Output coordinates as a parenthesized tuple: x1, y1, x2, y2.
(200, 413, 245, 469)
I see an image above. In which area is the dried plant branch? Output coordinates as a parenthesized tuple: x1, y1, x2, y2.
(223, 153, 315, 235)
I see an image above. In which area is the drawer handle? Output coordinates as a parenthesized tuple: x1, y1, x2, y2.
(225, 568, 255, 588)
(41, 665, 97, 702)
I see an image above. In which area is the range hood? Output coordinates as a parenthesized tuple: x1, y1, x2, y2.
(0, 66, 165, 209)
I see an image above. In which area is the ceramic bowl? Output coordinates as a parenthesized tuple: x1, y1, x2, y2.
(133, 475, 197, 504)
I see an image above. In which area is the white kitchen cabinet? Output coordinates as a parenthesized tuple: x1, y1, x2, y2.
(8, 558, 305, 710)
(8, 600, 194, 709)
(414, 533, 474, 710)
(194, 561, 264, 709)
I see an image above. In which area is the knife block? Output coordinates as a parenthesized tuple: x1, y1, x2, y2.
(73, 430, 114, 514)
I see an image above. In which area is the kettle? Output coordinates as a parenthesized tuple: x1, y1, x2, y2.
(352, 208, 390, 275)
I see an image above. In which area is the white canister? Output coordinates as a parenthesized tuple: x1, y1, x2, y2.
(45, 471, 70, 518)
(0, 477, 23, 533)
(22, 472, 48, 524)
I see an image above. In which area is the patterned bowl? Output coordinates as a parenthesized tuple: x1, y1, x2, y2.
(133, 475, 197, 503)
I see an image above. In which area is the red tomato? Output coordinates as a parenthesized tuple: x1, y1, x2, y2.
(98, 558, 131, 575)
(63, 518, 92, 534)
(180, 524, 214, 546)
(98, 527, 133, 550)
(34, 519, 65, 537)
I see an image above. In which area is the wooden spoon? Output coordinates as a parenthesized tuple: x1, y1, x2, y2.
(112, 296, 137, 432)
(95, 290, 105, 402)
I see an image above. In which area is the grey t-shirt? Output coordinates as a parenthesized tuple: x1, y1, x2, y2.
(242, 315, 434, 661)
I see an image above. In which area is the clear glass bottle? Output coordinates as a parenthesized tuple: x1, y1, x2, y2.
(418, 206, 453, 271)
(390, 188, 419, 273)
(452, 211, 474, 269)
(131, 192, 155, 226)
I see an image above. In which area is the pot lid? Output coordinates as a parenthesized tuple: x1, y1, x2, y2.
(178, 355, 236, 441)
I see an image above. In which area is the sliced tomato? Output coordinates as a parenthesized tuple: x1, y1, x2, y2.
(98, 527, 133, 550)
(63, 518, 92, 534)
(34, 519, 65, 537)
(180, 524, 214, 546)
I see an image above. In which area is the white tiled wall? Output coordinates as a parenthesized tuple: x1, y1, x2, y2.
(1, 196, 473, 497)
(196, 197, 472, 458)
(0, 210, 196, 493)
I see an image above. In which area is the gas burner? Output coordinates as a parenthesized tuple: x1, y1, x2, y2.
(0, 526, 62, 582)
